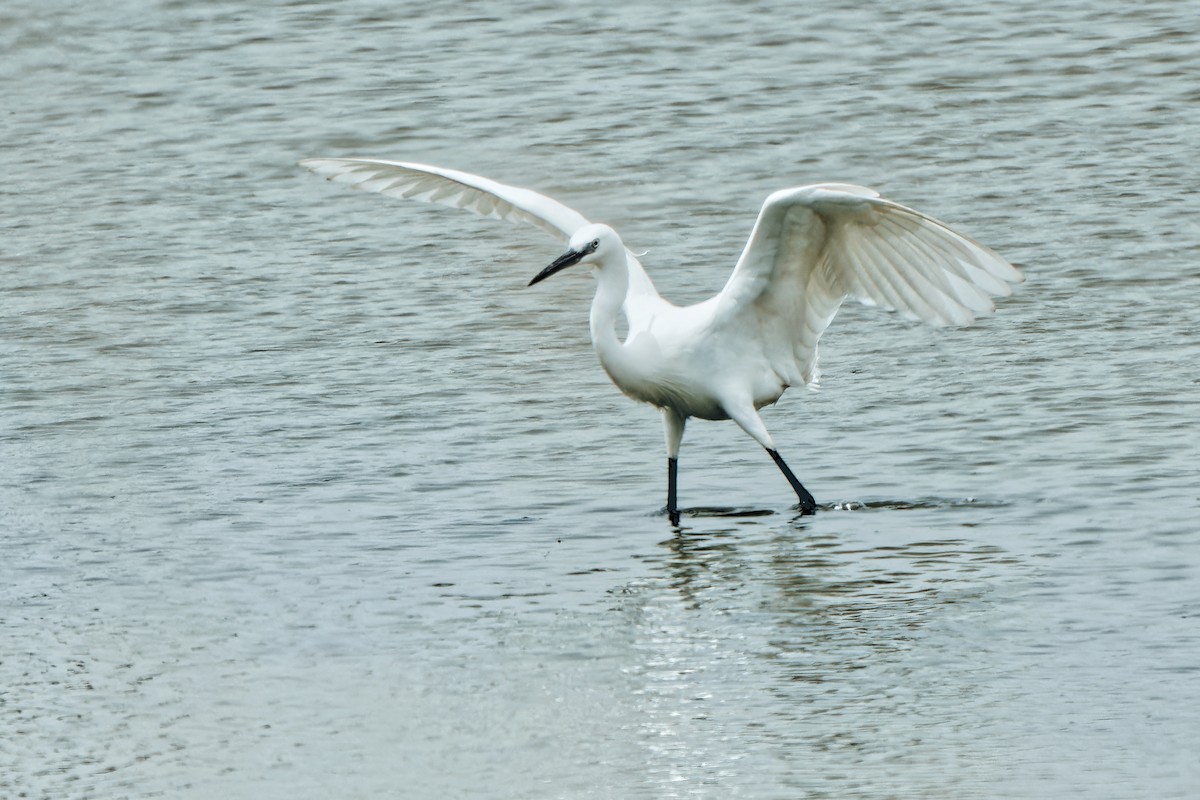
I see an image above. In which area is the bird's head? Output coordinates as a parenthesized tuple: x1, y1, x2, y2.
(528, 224, 621, 286)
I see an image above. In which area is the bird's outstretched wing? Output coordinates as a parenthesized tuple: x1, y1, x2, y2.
(299, 158, 590, 241)
(715, 184, 1023, 388)
(300, 158, 661, 303)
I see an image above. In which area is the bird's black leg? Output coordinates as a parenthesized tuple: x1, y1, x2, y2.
(667, 456, 680, 525)
(767, 449, 817, 515)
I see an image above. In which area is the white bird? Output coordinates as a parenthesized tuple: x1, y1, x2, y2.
(300, 158, 1022, 522)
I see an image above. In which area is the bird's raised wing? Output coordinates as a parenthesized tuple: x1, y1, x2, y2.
(299, 158, 590, 241)
(300, 158, 662, 303)
(715, 184, 1023, 388)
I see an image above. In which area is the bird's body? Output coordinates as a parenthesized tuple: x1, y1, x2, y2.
(301, 158, 1022, 521)
(586, 253, 785, 422)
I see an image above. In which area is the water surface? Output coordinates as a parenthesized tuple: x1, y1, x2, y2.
(3, 1, 1199, 797)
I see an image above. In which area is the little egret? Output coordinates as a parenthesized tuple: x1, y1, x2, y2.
(301, 158, 1022, 522)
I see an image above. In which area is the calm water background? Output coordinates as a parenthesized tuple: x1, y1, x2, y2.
(3, 1, 1199, 797)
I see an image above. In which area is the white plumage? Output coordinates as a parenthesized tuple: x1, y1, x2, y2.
(301, 157, 1022, 520)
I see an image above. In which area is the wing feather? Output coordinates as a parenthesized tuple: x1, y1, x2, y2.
(875, 215, 994, 314)
(299, 157, 590, 240)
(863, 226, 975, 325)
(716, 184, 1022, 387)
(849, 234, 912, 313)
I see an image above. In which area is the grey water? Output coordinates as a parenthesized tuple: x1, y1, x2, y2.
(3, 0, 1199, 797)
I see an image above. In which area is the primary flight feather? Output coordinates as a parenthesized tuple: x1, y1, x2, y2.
(301, 157, 1021, 521)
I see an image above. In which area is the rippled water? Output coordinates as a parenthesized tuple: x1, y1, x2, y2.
(3, 1, 1199, 797)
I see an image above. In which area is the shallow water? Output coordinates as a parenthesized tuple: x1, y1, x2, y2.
(3, 0, 1199, 797)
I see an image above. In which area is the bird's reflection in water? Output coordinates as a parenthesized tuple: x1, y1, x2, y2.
(631, 505, 1018, 683)
(617, 510, 1021, 790)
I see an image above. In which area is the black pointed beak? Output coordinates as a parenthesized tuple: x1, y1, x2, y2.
(528, 247, 585, 286)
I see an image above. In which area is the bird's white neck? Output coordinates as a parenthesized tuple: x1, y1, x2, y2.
(588, 251, 631, 361)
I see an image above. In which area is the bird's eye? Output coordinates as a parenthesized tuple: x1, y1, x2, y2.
(591, 239, 600, 250)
